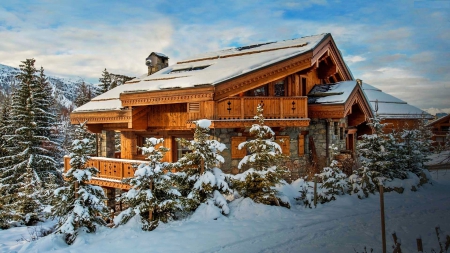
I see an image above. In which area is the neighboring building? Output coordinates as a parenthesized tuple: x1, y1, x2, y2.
(67, 33, 430, 197)
(427, 114, 450, 147)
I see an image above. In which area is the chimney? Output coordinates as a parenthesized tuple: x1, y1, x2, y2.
(146, 52, 169, 76)
(356, 79, 363, 86)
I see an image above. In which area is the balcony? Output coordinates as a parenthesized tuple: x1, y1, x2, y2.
(63, 156, 148, 189)
(217, 96, 307, 119)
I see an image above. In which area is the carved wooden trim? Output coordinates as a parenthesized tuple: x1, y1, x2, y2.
(204, 119, 310, 129)
(70, 110, 131, 124)
(308, 104, 345, 119)
(214, 54, 312, 100)
(121, 86, 214, 106)
(343, 85, 374, 120)
(88, 178, 131, 190)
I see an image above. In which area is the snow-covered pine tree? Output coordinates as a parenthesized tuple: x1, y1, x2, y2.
(174, 119, 231, 215)
(0, 96, 11, 158)
(35, 66, 63, 188)
(74, 81, 93, 107)
(356, 117, 403, 182)
(317, 160, 348, 203)
(0, 59, 59, 225)
(118, 138, 181, 231)
(50, 121, 108, 245)
(98, 68, 112, 94)
(232, 105, 289, 208)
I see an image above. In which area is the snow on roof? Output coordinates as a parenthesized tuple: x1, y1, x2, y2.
(308, 80, 432, 120)
(308, 81, 357, 104)
(151, 52, 169, 59)
(74, 98, 123, 112)
(74, 34, 328, 113)
(361, 83, 432, 119)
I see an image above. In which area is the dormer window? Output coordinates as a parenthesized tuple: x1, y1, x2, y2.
(169, 65, 210, 74)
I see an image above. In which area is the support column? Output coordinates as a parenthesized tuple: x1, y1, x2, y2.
(103, 187, 116, 212)
(99, 130, 116, 158)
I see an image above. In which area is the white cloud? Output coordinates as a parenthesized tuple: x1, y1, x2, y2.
(344, 55, 366, 64)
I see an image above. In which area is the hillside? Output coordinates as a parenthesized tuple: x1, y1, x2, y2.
(0, 63, 98, 111)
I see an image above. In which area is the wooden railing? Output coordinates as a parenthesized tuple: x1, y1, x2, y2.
(216, 97, 308, 120)
(64, 156, 147, 189)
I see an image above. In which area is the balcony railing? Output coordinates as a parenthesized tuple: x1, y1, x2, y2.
(216, 97, 308, 120)
(64, 156, 148, 189)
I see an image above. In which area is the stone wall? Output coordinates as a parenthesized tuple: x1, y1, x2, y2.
(308, 118, 347, 169)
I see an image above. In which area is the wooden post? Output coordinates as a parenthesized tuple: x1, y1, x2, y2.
(392, 233, 402, 253)
(313, 175, 317, 207)
(74, 181, 79, 199)
(200, 159, 205, 175)
(149, 179, 153, 221)
(416, 238, 423, 252)
(380, 183, 386, 253)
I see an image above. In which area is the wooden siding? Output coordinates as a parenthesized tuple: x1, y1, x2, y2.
(276, 136, 290, 156)
(231, 137, 247, 159)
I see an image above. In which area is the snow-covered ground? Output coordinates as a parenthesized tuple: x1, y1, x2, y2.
(2, 170, 450, 253)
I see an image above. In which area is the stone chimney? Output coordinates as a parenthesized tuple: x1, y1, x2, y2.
(146, 52, 169, 76)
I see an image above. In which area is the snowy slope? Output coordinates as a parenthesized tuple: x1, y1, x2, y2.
(4, 170, 450, 253)
(0, 63, 98, 110)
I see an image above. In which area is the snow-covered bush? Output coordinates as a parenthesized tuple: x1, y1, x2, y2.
(231, 105, 289, 208)
(348, 167, 376, 199)
(118, 138, 181, 231)
(50, 122, 108, 245)
(317, 161, 348, 203)
(173, 119, 231, 216)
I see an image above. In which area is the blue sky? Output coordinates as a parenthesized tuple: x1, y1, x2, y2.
(0, 0, 449, 113)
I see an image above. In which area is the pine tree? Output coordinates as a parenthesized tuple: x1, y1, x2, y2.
(356, 117, 401, 181)
(50, 121, 108, 245)
(74, 81, 93, 107)
(98, 68, 111, 94)
(174, 119, 231, 214)
(0, 96, 12, 158)
(0, 59, 62, 225)
(317, 160, 348, 203)
(231, 105, 289, 208)
(118, 138, 181, 231)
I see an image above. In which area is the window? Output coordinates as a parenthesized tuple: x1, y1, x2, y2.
(334, 122, 339, 136)
(246, 85, 268, 96)
(274, 80, 286, 96)
(301, 77, 307, 96)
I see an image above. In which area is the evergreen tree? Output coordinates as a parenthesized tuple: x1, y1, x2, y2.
(98, 68, 111, 94)
(118, 138, 181, 231)
(231, 105, 289, 208)
(317, 160, 348, 203)
(50, 121, 108, 245)
(174, 119, 231, 214)
(0, 96, 12, 158)
(109, 73, 134, 90)
(0, 59, 61, 225)
(74, 81, 92, 107)
(356, 117, 400, 181)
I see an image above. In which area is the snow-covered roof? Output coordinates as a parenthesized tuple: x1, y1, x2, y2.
(150, 52, 169, 59)
(426, 113, 450, 127)
(308, 80, 432, 120)
(308, 81, 358, 104)
(362, 82, 431, 119)
(73, 34, 328, 113)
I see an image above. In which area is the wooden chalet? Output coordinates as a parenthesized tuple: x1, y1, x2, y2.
(427, 114, 450, 147)
(66, 33, 431, 201)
